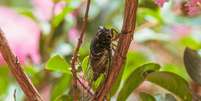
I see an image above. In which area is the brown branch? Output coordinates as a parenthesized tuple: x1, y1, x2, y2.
(94, 0, 138, 100)
(77, 76, 94, 96)
(0, 28, 43, 101)
(71, 0, 91, 100)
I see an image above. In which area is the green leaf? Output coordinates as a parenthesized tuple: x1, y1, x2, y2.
(160, 64, 190, 81)
(0, 67, 9, 95)
(46, 54, 71, 74)
(139, 0, 159, 9)
(24, 65, 42, 85)
(123, 51, 149, 80)
(15, 8, 36, 20)
(54, 94, 73, 101)
(184, 47, 201, 85)
(24, 65, 39, 76)
(117, 63, 160, 101)
(81, 56, 94, 81)
(140, 92, 156, 101)
(2, 0, 32, 8)
(146, 72, 192, 101)
(137, 8, 163, 25)
(0, 77, 9, 95)
(0, 66, 9, 76)
(51, 74, 72, 100)
(110, 67, 124, 96)
(180, 36, 201, 50)
(81, 56, 89, 76)
(92, 74, 104, 90)
(52, 6, 74, 27)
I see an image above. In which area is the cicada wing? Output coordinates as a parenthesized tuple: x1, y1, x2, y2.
(83, 55, 94, 82)
(80, 56, 94, 100)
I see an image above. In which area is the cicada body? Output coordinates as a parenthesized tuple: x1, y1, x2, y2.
(89, 26, 116, 81)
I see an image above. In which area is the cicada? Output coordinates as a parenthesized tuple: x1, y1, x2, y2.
(89, 26, 118, 81)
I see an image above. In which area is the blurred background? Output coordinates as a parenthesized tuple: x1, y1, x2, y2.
(0, 0, 201, 100)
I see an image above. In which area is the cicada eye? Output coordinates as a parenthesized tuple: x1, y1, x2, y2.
(107, 35, 112, 39)
(98, 26, 104, 31)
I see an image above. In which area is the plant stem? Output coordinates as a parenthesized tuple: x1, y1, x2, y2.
(0, 28, 43, 101)
(71, 0, 91, 100)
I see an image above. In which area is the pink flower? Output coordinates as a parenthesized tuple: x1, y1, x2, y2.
(0, 7, 41, 64)
(155, 0, 167, 7)
(171, 25, 192, 40)
(32, 0, 66, 21)
(68, 27, 79, 44)
(185, 0, 201, 16)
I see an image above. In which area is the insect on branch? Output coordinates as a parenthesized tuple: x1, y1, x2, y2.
(93, 0, 138, 100)
(70, 0, 92, 99)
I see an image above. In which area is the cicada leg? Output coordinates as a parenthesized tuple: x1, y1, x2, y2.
(112, 43, 117, 52)
(111, 28, 120, 41)
(111, 28, 119, 53)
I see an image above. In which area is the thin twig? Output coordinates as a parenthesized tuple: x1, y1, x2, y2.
(0, 28, 43, 101)
(13, 89, 17, 101)
(93, 0, 138, 100)
(71, 0, 91, 100)
(77, 76, 94, 96)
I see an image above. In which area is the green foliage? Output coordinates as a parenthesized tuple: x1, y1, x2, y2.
(146, 72, 192, 101)
(160, 64, 190, 81)
(15, 8, 36, 20)
(55, 95, 73, 101)
(137, 8, 163, 25)
(24, 65, 42, 85)
(180, 36, 201, 49)
(0, 67, 9, 96)
(123, 51, 149, 80)
(0, 75, 9, 96)
(117, 63, 160, 101)
(92, 74, 104, 90)
(51, 74, 72, 101)
(81, 56, 94, 81)
(81, 56, 89, 76)
(109, 66, 125, 96)
(39, 53, 73, 101)
(140, 92, 156, 101)
(46, 54, 71, 74)
(52, 6, 74, 28)
(0, 0, 32, 8)
(51, 0, 80, 28)
(139, 0, 158, 9)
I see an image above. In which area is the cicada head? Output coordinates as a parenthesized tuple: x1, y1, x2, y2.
(96, 26, 113, 44)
